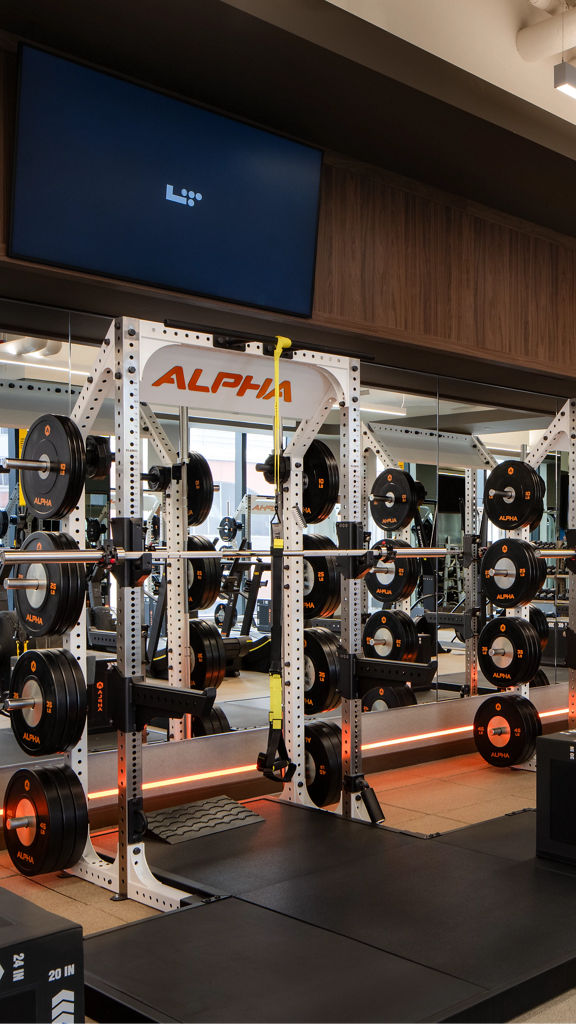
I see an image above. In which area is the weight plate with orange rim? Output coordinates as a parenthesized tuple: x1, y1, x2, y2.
(305, 721, 342, 807)
(13, 532, 85, 637)
(369, 468, 422, 532)
(473, 693, 541, 767)
(365, 539, 421, 603)
(361, 684, 417, 711)
(302, 440, 339, 524)
(483, 460, 544, 531)
(302, 535, 340, 619)
(362, 609, 419, 662)
(20, 414, 85, 520)
(187, 452, 214, 526)
(481, 539, 541, 607)
(478, 616, 541, 688)
(303, 627, 341, 715)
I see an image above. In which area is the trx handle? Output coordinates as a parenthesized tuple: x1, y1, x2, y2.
(257, 336, 295, 784)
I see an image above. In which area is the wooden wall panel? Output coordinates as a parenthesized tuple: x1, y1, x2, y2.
(312, 155, 576, 376)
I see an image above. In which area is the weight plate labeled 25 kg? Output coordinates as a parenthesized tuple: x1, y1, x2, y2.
(187, 536, 222, 611)
(9, 649, 86, 757)
(366, 539, 421, 603)
(473, 693, 541, 767)
(14, 532, 86, 637)
(483, 461, 544, 531)
(302, 440, 339, 524)
(303, 627, 341, 715)
(305, 721, 342, 807)
(302, 535, 340, 619)
(481, 539, 543, 607)
(362, 609, 419, 662)
(21, 414, 85, 520)
(3, 765, 88, 876)
(369, 469, 425, 532)
(478, 616, 541, 688)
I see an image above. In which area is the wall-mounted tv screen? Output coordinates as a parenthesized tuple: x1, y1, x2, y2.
(10, 46, 323, 316)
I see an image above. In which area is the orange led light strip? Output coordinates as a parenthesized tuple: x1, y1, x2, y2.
(0, 708, 568, 811)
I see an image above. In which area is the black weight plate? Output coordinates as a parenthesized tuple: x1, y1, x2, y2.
(529, 607, 549, 650)
(44, 649, 87, 750)
(370, 469, 419, 532)
(54, 765, 88, 869)
(483, 460, 543, 531)
(53, 534, 87, 633)
(3, 766, 65, 876)
(187, 537, 222, 611)
(478, 617, 541, 688)
(303, 627, 341, 715)
(305, 721, 342, 808)
(362, 684, 417, 711)
(302, 535, 340, 619)
(9, 650, 66, 756)
(481, 539, 540, 607)
(189, 619, 225, 689)
(365, 539, 421, 603)
(191, 707, 232, 736)
(531, 668, 550, 686)
(302, 440, 339, 524)
(20, 414, 85, 520)
(14, 532, 69, 637)
(187, 453, 214, 526)
(218, 517, 238, 542)
(473, 693, 541, 767)
(214, 603, 238, 629)
(86, 435, 112, 480)
(362, 609, 419, 662)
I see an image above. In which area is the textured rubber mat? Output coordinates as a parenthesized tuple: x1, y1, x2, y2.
(145, 795, 263, 844)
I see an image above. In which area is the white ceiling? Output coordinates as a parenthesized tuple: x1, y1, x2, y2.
(325, 0, 576, 128)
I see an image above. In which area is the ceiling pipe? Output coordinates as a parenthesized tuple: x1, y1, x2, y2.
(528, 0, 558, 11)
(517, 7, 576, 60)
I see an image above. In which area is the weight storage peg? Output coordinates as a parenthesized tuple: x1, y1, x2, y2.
(482, 538, 545, 607)
(473, 693, 541, 767)
(3, 765, 88, 876)
(478, 616, 541, 688)
(483, 461, 545, 531)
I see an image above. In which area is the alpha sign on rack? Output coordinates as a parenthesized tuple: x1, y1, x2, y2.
(140, 343, 337, 418)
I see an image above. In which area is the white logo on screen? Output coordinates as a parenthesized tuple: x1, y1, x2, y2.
(166, 184, 203, 207)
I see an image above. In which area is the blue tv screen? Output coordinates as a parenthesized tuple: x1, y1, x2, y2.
(10, 46, 322, 316)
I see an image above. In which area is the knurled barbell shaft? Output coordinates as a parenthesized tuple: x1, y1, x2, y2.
(0, 457, 60, 473)
(5, 816, 35, 830)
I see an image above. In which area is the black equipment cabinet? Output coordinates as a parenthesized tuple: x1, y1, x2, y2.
(0, 886, 83, 1022)
(537, 731, 576, 864)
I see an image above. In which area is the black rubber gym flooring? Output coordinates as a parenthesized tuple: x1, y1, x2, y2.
(85, 801, 576, 1023)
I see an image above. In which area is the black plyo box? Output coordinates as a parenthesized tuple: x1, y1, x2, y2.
(0, 886, 83, 1022)
(537, 730, 576, 864)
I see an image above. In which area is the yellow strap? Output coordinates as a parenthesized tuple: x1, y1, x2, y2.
(269, 672, 283, 729)
(273, 336, 291, 491)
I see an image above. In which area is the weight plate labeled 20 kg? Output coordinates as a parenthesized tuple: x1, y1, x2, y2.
(303, 627, 341, 715)
(302, 440, 339, 524)
(369, 469, 425, 532)
(473, 693, 541, 767)
(483, 461, 544, 531)
(305, 721, 342, 807)
(20, 414, 86, 520)
(3, 765, 88, 875)
(366, 539, 421, 603)
(302, 535, 340, 619)
(482, 539, 544, 607)
(362, 609, 419, 662)
(14, 532, 86, 637)
(9, 649, 87, 757)
(478, 616, 541, 688)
